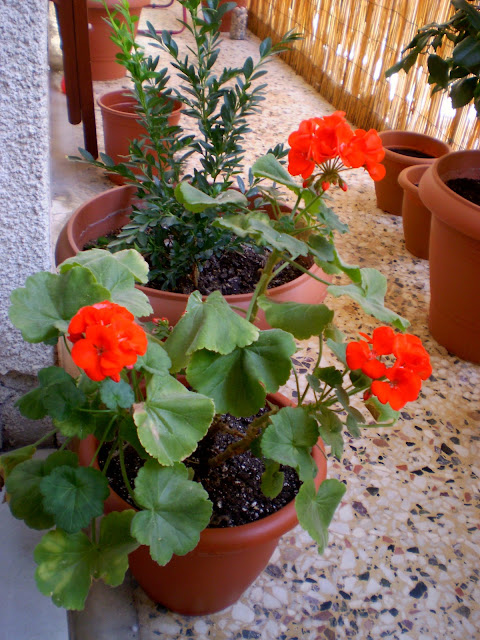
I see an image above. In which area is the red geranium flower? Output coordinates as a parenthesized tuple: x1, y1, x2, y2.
(346, 326, 395, 379)
(371, 366, 422, 410)
(393, 334, 432, 380)
(341, 129, 386, 181)
(71, 325, 126, 382)
(68, 301, 133, 343)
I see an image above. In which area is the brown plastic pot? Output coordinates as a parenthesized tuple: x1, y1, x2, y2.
(419, 150, 480, 363)
(202, 0, 248, 32)
(77, 391, 327, 615)
(398, 164, 431, 260)
(375, 131, 450, 216)
(54, 185, 331, 328)
(87, 0, 149, 81)
(98, 90, 182, 185)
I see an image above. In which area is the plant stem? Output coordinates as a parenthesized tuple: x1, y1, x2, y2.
(118, 442, 136, 502)
(245, 248, 281, 323)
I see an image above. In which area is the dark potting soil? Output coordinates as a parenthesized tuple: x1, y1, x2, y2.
(387, 146, 435, 159)
(446, 177, 480, 207)
(97, 411, 302, 528)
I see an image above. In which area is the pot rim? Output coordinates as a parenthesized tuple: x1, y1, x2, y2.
(379, 130, 450, 166)
(78, 390, 327, 553)
(397, 164, 430, 194)
(98, 89, 183, 121)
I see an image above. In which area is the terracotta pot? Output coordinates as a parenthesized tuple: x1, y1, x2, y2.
(98, 90, 182, 185)
(375, 131, 450, 216)
(398, 164, 431, 260)
(54, 186, 331, 328)
(87, 0, 149, 81)
(77, 391, 327, 615)
(419, 150, 480, 363)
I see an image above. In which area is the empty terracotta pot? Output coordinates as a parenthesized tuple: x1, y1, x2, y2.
(98, 90, 182, 184)
(87, 0, 149, 81)
(375, 131, 450, 216)
(419, 150, 480, 363)
(398, 164, 431, 259)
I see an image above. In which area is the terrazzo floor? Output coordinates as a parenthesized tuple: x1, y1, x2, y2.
(49, 4, 480, 639)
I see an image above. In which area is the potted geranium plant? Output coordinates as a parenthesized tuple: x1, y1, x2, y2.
(2, 126, 431, 614)
(386, 0, 480, 363)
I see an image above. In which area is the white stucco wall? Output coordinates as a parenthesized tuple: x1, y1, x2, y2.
(0, 0, 53, 375)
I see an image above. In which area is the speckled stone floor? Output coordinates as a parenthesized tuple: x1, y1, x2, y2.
(50, 4, 480, 639)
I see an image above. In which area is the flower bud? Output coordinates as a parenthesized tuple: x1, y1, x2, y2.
(322, 181, 330, 192)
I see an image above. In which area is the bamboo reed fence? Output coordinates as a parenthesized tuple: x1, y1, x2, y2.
(248, 0, 480, 150)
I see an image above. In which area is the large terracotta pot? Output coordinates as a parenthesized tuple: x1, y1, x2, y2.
(398, 164, 431, 260)
(375, 131, 450, 216)
(419, 150, 480, 363)
(202, 0, 249, 32)
(77, 391, 327, 615)
(87, 0, 149, 81)
(98, 90, 183, 185)
(54, 186, 331, 329)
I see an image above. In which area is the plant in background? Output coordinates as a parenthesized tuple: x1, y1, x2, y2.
(77, 0, 299, 291)
(386, 0, 480, 116)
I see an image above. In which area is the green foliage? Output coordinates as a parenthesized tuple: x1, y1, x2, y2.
(385, 0, 480, 116)
(296, 479, 347, 553)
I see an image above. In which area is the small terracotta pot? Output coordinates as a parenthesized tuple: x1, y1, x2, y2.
(202, 0, 248, 32)
(375, 131, 450, 216)
(87, 0, 149, 81)
(419, 150, 480, 363)
(54, 186, 331, 328)
(398, 164, 431, 259)
(98, 90, 182, 185)
(77, 391, 327, 615)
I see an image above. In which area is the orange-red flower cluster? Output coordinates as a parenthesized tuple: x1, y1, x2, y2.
(68, 301, 147, 382)
(346, 327, 432, 410)
(287, 112, 386, 182)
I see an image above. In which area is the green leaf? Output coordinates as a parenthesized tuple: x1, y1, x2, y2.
(252, 153, 300, 190)
(364, 395, 400, 424)
(427, 54, 450, 88)
(346, 414, 362, 438)
(100, 378, 135, 409)
(34, 529, 97, 610)
(216, 211, 309, 259)
(328, 268, 409, 330)
(257, 297, 334, 340)
(452, 35, 480, 70)
(54, 409, 100, 440)
(315, 366, 344, 387)
(261, 406, 319, 481)
(0, 445, 36, 483)
(40, 466, 109, 533)
(174, 182, 248, 212)
(450, 76, 478, 108)
(9, 267, 110, 343)
(295, 478, 347, 553)
(187, 329, 296, 417)
(164, 291, 259, 372)
(6, 451, 78, 529)
(59, 249, 152, 317)
(134, 374, 215, 465)
(95, 510, 139, 586)
(131, 461, 212, 565)
(16, 367, 85, 421)
(135, 338, 172, 376)
(261, 460, 285, 498)
(326, 337, 347, 366)
(316, 408, 344, 460)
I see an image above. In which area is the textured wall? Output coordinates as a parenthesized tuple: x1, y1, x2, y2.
(0, 0, 53, 376)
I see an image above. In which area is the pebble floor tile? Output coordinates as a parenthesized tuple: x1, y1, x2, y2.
(50, 5, 480, 639)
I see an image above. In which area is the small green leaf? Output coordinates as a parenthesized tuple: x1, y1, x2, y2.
(17, 367, 85, 421)
(34, 529, 97, 610)
(134, 374, 215, 465)
(40, 466, 109, 533)
(296, 478, 347, 553)
(315, 366, 344, 387)
(131, 461, 212, 565)
(364, 395, 400, 423)
(316, 408, 344, 460)
(427, 54, 450, 88)
(261, 460, 285, 498)
(135, 338, 171, 376)
(164, 291, 258, 372)
(187, 329, 296, 417)
(252, 153, 300, 190)
(9, 268, 110, 343)
(95, 510, 139, 586)
(450, 76, 477, 108)
(452, 35, 480, 70)
(257, 298, 334, 340)
(100, 378, 135, 409)
(261, 406, 318, 481)
(0, 445, 37, 483)
(175, 182, 248, 212)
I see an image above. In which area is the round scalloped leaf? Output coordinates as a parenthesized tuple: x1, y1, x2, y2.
(34, 529, 97, 610)
(96, 510, 139, 586)
(100, 378, 135, 410)
(134, 375, 215, 465)
(257, 298, 334, 340)
(40, 466, 109, 533)
(261, 406, 319, 481)
(132, 461, 212, 565)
